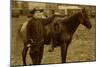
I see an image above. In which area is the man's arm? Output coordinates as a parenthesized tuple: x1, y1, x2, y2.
(26, 20, 33, 43)
(43, 14, 67, 25)
(43, 15, 55, 25)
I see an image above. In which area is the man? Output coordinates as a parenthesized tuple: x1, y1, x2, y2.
(21, 8, 48, 65)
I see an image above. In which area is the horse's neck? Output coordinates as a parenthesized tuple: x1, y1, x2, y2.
(64, 14, 80, 35)
(48, 15, 55, 21)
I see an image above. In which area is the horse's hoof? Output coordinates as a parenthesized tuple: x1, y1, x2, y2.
(30, 64, 32, 65)
(48, 49, 54, 52)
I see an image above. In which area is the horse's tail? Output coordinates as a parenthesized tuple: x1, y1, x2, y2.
(16, 21, 28, 44)
(18, 24, 23, 37)
(16, 23, 23, 44)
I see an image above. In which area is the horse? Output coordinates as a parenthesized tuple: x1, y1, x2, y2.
(18, 14, 56, 65)
(48, 8, 92, 63)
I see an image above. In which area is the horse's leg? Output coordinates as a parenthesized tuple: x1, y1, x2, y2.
(48, 32, 54, 52)
(60, 42, 68, 63)
(60, 33, 72, 63)
(61, 40, 71, 63)
(48, 39, 54, 52)
(61, 38, 71, 63)
(22, 42, 28, 65)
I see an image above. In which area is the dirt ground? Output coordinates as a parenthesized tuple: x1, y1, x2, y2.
(11, 16, 96, 66)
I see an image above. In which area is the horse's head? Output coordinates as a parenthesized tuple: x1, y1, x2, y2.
(80, 8, 92, 29)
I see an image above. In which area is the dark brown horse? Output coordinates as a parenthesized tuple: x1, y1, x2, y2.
(48, 8, 92, 63)
(18, 14, 55, 65)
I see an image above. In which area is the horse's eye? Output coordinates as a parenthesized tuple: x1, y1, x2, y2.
(83, 12, 88, 17)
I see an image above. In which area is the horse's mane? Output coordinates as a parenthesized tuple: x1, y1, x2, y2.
(59, 12, 82, 34)
(62, 12, 81, 24)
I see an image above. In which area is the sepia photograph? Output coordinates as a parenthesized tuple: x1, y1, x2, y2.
(11, 0, 96, 66)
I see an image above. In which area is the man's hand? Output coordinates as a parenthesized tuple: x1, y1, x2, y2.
(28, 39, 33, 44)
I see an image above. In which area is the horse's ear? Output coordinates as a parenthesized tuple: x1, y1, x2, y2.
(39, 9, 44, 12)
(82, 8, 86, 13)
(30, 8, 36, 14)
(51, 10, 55, 14)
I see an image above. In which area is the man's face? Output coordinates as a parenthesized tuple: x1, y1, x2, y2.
(33, 11, 41, 18)
(33, 11, 46, 19)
